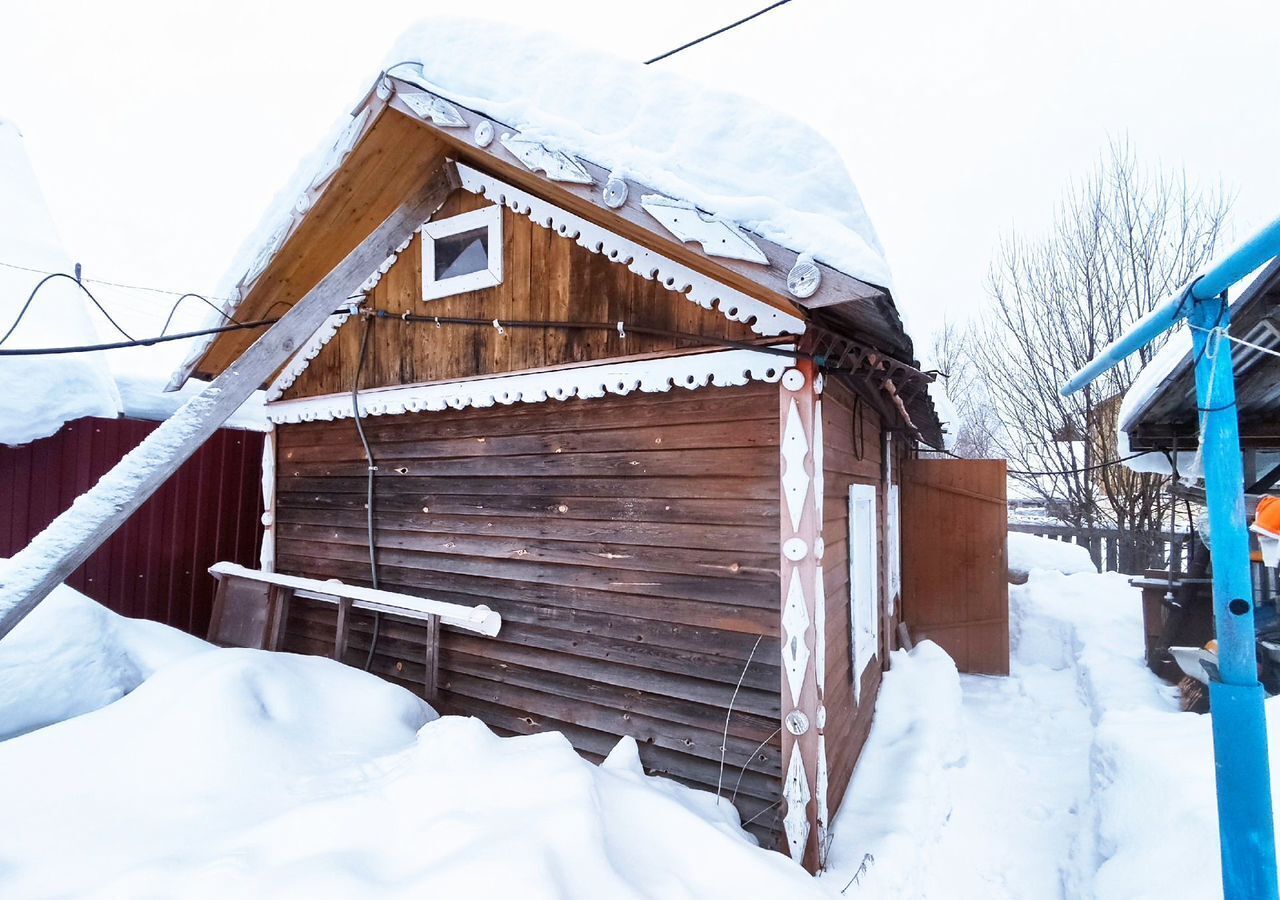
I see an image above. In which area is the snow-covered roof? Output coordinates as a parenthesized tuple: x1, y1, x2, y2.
(200, 18, 894, 352)
(1115, 258, 1275, 473)
(0, 119, 122, 446)
(389, 18, 890, 288)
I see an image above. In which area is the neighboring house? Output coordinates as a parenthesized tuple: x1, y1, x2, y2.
(173, 21, 1005, 871)
(1120, 258, 1280, 488)
(0, 118, 267, 632)
(1119, 259, 1280, 674)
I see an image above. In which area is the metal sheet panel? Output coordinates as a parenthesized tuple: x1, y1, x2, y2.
(0, 418, 264, 636)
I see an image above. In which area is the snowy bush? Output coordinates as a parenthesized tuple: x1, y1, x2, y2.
(1008, 531, 1098, 582)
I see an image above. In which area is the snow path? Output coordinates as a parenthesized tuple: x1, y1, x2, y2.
(923, 664, 1093, 899)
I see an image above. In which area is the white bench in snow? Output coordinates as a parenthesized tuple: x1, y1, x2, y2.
(208, 562, 501, 637)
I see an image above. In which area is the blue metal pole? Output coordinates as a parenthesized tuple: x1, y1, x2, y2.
(1063, 212, 1280, 397)
(1190, 293, 1279, 900)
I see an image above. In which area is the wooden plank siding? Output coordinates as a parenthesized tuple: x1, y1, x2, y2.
(272, 383, 787, 846)
(900, 458, 1009, 675)
(281, 188, 763, 399)
(819, 377, 887, 817)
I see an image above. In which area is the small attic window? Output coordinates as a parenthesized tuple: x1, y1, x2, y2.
(422, 205, 503, 299)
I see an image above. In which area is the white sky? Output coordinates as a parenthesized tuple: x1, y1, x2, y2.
(2, 0, 1278, 371)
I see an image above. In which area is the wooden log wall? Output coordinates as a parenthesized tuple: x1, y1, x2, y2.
(819, 376, 888, 817)
(272, 383, 786, 846)
(282, 189, 761, 399)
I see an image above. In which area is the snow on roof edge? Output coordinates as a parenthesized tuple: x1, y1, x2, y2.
(1117, 258, 1277, 436)
(174, 17, 908, 388)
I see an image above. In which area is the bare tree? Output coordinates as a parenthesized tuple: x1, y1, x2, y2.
(928, 318, 998, 459)
(967, 141, 1229, 569)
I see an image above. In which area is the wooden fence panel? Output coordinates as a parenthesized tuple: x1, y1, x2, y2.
(900, 458, 1009, 675)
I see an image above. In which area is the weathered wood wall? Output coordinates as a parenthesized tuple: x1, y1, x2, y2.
(820, 377, 888, 815)
(272, 383, 786, 845)
(283, 189, 760, 399)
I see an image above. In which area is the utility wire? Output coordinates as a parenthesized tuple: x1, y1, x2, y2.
(644, 0, 794, 65)
(936, 447, 1152, 478)
(1, 265, 239, 350)
(1, 273, 135, 348)
(351, 316, 383, 672)
(0, 259, 234, 300)
(0, 316, 281, 355)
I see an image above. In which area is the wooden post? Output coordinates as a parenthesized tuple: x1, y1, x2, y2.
(334, 597, 353, 661)
(423, 613, 440, 705)
(265, 585, 291, 651)
(778, 358, 826, 872)
(0, 165, 458, 641)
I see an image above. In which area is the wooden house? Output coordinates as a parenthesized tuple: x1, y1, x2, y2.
(172, 28, 1004, 871)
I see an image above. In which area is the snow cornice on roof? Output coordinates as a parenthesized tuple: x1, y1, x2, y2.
(172, 20, 921, 403)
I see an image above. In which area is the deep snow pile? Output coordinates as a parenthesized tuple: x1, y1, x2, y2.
(0, 119, 121, 445)
(0, 582, 207, 739)
(1008, 531, 1098, 580)
(0, 586, 827, 899)
(821, 642, 967, 895)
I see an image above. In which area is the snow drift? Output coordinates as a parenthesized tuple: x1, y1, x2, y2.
(0, 586, 826, 898)
(0, 119, 121, 445)
(0, 581, 207, 739)
(821, 641, 967, 895)
(1008, 531, 1098, 582)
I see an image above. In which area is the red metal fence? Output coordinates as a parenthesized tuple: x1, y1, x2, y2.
(0, 417, 264, 636)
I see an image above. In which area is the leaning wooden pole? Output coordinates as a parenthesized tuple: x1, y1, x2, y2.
(0, 166, 455, 642)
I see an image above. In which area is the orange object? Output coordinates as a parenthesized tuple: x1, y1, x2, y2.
(1255, 496, 1280, 539)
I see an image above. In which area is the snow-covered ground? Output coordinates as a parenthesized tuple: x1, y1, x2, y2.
(823, 534, 1264, 900)
(0, 538, 1268, 898)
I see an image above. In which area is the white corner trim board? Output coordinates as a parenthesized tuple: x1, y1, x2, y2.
(265, 347, 795, 424)
(455, 162, 804, 338)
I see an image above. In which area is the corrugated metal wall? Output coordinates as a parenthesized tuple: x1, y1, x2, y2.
(0, 417, 264, 636)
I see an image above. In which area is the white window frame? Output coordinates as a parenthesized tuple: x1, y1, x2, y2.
(885, 432, 902, 616)
(849, 483, 879, 703)
(421, 204, 503, 299)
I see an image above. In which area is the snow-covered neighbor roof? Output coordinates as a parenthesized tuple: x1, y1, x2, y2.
(1114, 261, 1272, 474)
(0, 119, 122, 445)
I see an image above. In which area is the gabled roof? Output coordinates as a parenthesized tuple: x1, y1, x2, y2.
(172, 20, 944, 445)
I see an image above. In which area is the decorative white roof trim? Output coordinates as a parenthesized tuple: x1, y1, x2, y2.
(265, 346, 794, 424)
(640, 194, 768, 265)
(266, 223, 423, 401)
(455, 162, 804, 338)
(498, 133, 593, 184)
(265, 310, 355, 401)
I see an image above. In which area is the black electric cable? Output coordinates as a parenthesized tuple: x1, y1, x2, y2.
(0, 316, 283, 355)
(644, 0, 795, 65)
(157, 293, 242, 337)
(373, 310, 864, 370)
(937, 447, 1151, 478)
(0, 272, 135, 348)
(352, 316, 383, 672)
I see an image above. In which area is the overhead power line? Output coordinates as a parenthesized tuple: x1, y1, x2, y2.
(936, 447, 1152, 478)
(0, 259, 233, 301)
(644, 0, 794, 65)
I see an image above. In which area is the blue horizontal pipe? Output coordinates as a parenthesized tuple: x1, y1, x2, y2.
(1061, 211, 1280, 397)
